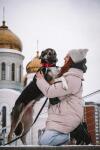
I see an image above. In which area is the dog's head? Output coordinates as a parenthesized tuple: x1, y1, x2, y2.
(40, 48, 58, 65)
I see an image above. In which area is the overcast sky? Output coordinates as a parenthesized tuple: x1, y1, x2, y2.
(0, 0, 100, 96)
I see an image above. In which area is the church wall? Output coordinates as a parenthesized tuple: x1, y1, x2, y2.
(0, 49, 24, 91)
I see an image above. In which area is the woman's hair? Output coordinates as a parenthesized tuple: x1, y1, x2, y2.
(58, 57, 87, 77)
(58, 57, 73, 77)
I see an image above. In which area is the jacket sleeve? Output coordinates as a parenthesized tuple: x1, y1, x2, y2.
(36, 77, 71, 98)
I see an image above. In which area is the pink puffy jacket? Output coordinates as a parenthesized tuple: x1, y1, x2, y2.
(36, 68, 84, 133)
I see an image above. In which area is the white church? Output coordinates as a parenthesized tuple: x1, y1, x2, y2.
(0, 19, 48, 146)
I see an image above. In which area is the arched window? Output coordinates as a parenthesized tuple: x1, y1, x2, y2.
(19, 65, 21, 82)
(11, 63, 15, 81)
(1, 62, 6, 80)
(2, 106, 6, 133)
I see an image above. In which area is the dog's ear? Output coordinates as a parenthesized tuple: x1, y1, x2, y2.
(55, 57, 58, 63)
(39, 51, 45, 59)
(52, 49, 58, 63)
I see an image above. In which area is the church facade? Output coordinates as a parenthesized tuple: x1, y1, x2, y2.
(0, 20, 24, 145)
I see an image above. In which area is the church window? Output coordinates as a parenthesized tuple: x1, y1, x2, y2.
(2, 106, 6, 133)
(19, 65, 21, 82)
(11, 63, 15, 81)
(1, 62, 6, 80)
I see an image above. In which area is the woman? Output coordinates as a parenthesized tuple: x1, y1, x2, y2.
(36, 49, 88, 146)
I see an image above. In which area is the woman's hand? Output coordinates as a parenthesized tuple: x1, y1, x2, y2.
(36, 71, 44, 79)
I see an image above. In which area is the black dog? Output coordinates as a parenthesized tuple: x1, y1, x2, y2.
(8, 48, 60, 144)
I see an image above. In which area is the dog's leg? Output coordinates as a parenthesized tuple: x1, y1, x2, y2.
(19, 123, 27, 145)
(8, 121, 16, 143)
(8, 115, 24, 143)
(8, 101, 36, 144)
(20, 102, 35, 145)
(21, 135, 27, 145)
(8, 103, 24, 143)
(8, 79, 43, 143)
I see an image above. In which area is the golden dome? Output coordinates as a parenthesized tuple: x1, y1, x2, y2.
(0, 21, 22, 51)
(26, 51, 42, 73)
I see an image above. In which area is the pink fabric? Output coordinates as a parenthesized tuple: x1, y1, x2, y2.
(36, 68, 84, 133)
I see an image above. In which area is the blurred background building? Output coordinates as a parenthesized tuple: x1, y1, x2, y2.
(84, 91, 100, 145)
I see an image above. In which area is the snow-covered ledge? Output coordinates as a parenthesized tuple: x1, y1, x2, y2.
(0, 146, 100, 150)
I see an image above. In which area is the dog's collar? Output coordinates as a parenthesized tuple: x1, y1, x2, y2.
(42, 63, 55, 67)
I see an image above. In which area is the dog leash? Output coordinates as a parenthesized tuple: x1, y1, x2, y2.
(3, 98, 48, 146)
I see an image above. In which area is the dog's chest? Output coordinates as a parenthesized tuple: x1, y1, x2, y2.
(48, 67, 60, 78)
(43, 67, 60, 83)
